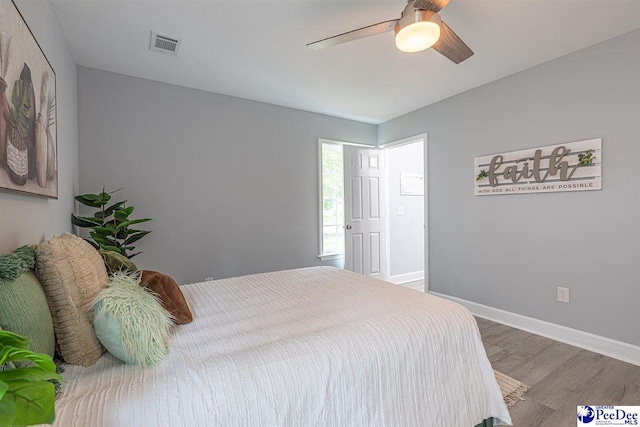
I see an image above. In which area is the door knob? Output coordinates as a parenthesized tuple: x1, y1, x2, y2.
(345, 224, 352, 230)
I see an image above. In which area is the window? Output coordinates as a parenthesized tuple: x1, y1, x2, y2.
(319, 141, 344, 259)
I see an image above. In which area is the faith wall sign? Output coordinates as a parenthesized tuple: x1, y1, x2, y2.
(474, 138, 602, 196)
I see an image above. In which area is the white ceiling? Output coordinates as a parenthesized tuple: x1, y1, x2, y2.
(51, 0, 640, 124)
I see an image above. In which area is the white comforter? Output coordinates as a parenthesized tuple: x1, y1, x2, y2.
(53, 267, 511, 426)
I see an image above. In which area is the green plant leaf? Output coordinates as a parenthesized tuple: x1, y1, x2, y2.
(4, 380, 56, 425)
(0, 333, 62, 427)
(128, 252, 142, 259)
(74, 196, 102, 208)
(114, 206, 134, 222)
(115, 218, 152, 233)
(10, 80, 21, 124)
(99, 245, 121, 254)
(0, 331, 30, 351)
(0, 368, 61, 384)
(124, 228, 144, 236)
(78, 193, 100, 201)
(0, 380, 7, 401)
(92, 226, 116, 236)
(124, 230, 151, 245)
(89, 232, 115, 246)
(0, 396, 17, 427)
(71, 214, 103, 228)
(96, 192, 111, 206)
(113, 211, 127, 222)
(0, 347, 56, 373)
(10, 78, 31, 139)
(102, 201, 127, 218)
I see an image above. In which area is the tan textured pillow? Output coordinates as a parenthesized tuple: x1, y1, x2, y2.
(36, 233, 108, 366)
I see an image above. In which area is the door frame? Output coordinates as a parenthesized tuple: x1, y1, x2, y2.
(379, 133, 429, 292)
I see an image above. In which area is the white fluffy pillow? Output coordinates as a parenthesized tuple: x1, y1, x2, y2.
(92, 271, 174, 367)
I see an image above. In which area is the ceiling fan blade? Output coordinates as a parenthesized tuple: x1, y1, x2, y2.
(413, 0, 450, 13)
(432, 21, 474, 64)
(307, 19, 398, 50)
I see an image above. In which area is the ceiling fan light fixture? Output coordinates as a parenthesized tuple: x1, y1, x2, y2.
(394, 10, 441, 53)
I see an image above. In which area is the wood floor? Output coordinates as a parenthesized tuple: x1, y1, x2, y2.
(476, 317, 640, 426)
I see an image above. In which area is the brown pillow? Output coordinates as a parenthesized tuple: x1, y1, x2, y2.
(36, 233, 108, 366)
(140, 270, 193, 325)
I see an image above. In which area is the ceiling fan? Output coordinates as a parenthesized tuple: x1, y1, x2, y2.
(306, 0, 473, 64)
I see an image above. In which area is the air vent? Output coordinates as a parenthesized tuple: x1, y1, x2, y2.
(149, 31, 182, 56)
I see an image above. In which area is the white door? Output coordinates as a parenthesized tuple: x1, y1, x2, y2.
(343, 145, 386, 279)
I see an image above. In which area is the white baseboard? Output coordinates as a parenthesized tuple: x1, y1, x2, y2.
(388, 271, 424, 285)
(430, 291, 640, 367)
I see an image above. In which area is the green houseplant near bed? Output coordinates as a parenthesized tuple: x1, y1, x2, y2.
(71, 188, 152, 259)
(0, 330, 62, 426)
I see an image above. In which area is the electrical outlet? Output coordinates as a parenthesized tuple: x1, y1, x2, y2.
(205, 277, 214, 282)
(557, 287, 570, 303)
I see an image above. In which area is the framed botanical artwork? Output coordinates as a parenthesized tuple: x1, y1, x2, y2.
(0, 0, 57, 198)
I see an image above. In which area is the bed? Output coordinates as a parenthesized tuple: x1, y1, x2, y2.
(51, 266, 511, 426)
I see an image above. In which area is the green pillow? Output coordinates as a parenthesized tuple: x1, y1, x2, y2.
(0, 271, 55, 357)
(92, 271, 173, 367)
(99, 250, 137, 274)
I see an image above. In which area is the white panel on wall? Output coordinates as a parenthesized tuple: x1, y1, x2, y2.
(475, 138, 602, 196)
(400, 173, 424, 196)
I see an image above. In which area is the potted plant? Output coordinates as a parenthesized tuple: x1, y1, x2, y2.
(71, 188, 152, 259)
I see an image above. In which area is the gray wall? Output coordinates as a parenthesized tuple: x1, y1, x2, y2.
(378, 29, 640, 346)
(77, 67, 376, 284)
(0, 0, 78, 254)
(387, 141, 424, 279)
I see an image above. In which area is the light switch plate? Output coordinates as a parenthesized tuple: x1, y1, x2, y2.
(397, 206, 405, 216)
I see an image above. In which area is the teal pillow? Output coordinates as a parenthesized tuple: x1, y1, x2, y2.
(93, 300, 136, 364)
(0, 271, 56, 357)
(92, 271, 173, 367)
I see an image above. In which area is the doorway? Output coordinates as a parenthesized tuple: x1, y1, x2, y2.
(318, 135, 427, 291)
(381, 135, 427, 292)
